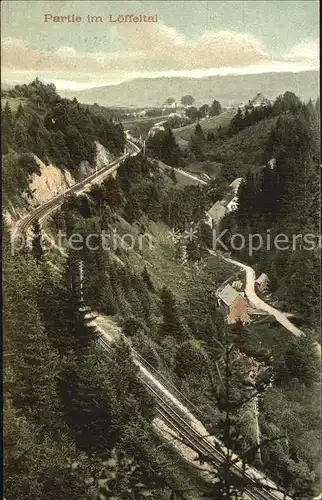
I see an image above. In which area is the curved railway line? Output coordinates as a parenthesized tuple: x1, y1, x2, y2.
(12, 139, 140, 241)
(97, 334, 291, 500)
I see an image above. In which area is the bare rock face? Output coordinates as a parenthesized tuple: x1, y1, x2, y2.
(5, 141, 115, 226)
(28, 154, 75, 207)
(94, 141, 115, 169)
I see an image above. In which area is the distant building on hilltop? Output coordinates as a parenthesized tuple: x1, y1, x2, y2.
(225, 194, 238, 212)
(168, 111, 185, 118)
(247, 93, 272, 108)
(162, 100, 177, 110)
(268, 158, 277, 170)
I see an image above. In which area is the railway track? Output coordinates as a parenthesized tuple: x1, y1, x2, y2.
(97, 335, 291, 500)
(10, 134, 292, 499)
(12, 140, 140, 241)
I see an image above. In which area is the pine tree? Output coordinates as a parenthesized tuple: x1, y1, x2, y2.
(2, 137, 9, 154)
(244, 108, 251, 127)
(235, 171, 261, 226)
(275, 333, 319, 386)
(170, 168, 178, 184)
(195, 122, 204, 138)
(58, 355, 117, 454)
(229, 107, 244, 135)
(2, 101, 13, 134)
(123, 196, 142, 223)
(37, 254, 98, 355)
(102, 176, 123, 208)
(161, 127, 180, 167)
(109, 336, 155, 422)
(13, 120, 28, 150)
(160, 287, 186, 343)
(174, 340, 208, 379)
(15, 103, 25, 120)
(260, 164, 280, 222)
(31, 219, 44, 261)
(141, 265, 154, 292)
(209, 99, 222, 117)
(4, 400, 93, 500)
(4, 253, 60, 426)
(315, 96, 320, 117)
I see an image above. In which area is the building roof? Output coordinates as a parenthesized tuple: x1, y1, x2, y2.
(217, 284, 240, 307)
(268, 158, 277, 170)
(221, 193, 237, 208)
(177, 138, 189, 148)
(229, 177, 243, 194)
(207, 201, 228, 224)
(249, 92, 272, 107)
(255, 273, 269, 285)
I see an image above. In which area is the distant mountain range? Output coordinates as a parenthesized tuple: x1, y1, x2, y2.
(58, 71, 319, 108)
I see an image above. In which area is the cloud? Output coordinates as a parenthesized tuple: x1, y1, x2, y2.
(107, 23, 269, 71)
(282, 38, 319, 61)
(1, 26, 319, 89)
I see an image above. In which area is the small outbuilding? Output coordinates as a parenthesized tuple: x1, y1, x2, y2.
(255, 273, 269, 293)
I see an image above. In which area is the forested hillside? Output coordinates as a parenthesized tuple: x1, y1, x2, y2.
(1, 79, 126, 210)
(4, 220, 210, 499)
(220, 94, 320, 323)
(3, 84, 321, 499)
(39, 142, 320, 496)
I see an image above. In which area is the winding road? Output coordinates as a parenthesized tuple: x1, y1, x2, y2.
(211, 251, 304, 337)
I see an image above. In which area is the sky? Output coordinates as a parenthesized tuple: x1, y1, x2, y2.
(1, 0, 319, 90)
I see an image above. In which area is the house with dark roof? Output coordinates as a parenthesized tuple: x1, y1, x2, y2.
(206, 177, 242, 227)
(207, 200, 229, 227)
(216, 284, 249, 324)
(229, 177, 243, 194)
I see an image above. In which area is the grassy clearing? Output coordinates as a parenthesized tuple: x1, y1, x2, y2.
(184, 160, 222, 179)
(159, 165, 204, 189)
(173, 169, 203, 187)
(1, 97, 48, 119)
(95, 315, 122, 339)
(122, 115, 164, 126)
(177, 116, 277, 183)
(113, 217, 190, 299)
(173, 110, 235, 140)
(214, 117, 278, 170)
(1, 97, 30, 111)
(111, 217, 234, 302)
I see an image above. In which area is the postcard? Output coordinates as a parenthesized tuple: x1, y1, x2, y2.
(2, 2, 320, 499)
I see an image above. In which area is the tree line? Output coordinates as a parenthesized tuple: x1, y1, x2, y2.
(2, 79, 126, 174)
(220, 96, 320, 322)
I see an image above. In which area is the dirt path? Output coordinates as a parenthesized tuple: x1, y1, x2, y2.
(211, 251, 304, 337)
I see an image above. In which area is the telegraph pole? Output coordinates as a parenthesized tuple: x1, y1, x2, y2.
(254, 396, 262, 463)
(79, 260, 84, 305)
